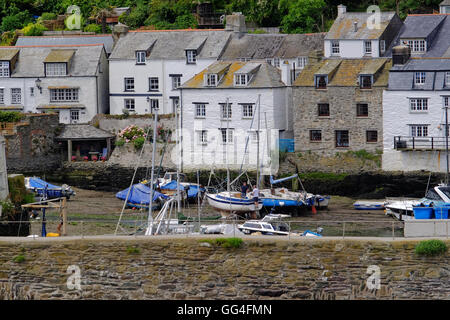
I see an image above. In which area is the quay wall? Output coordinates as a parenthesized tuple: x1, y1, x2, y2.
(0, 237, 449, 300)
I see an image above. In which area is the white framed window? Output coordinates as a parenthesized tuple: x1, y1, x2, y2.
(410, 125, 428, 137)
(198, 130, 207, 145)
(45, 63, 67, 76)
(409, 98, 428, 112)
(124, 99, 135, 111)
(234, 74, 247, 86)
(50, 88, 79, 102)
(205, 74, 217, 87)
(172, 76, 181, 90)
(444, 96, 450, 107)
(242, 104, 254, 118)
(406, 40, 426, 53)
(150, 99, 159, 110)
(380, 40, 386, 53)
(0, 61, 9, 77)
(364, 41, 372, 54)
(297, 57, 308, 69)
(70, 110, 80, 122)
(0, 88, 4, 104)
(221, 103, 232, 119)
(415, 72, 426, 85)
(220, 128, 233, 144)
(273, 58, 280, 68)
(331, 41, 340, 55)
(249, 130, 259, 143)
(186, 50, 197, 64)
(11, 88, 21, 104)
(195, 103, 206, 118)
(445, 72, 450, 87)
(136, 51, 146, 64)
(149, 77, 159, 91)
(124, 78, 134, 91)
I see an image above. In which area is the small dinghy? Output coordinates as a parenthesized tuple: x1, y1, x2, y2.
(25, 177, 75, 199)
(353, 201, 385, 210)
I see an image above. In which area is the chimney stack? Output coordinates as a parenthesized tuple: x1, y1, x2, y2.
(281, 60, 292, 86)
(225, 12, 247, 34)
(392, 45, 411, 65)
(354, 21, 358, 32)
(112, 23, 129, 43)
(337, 4, 347, 17)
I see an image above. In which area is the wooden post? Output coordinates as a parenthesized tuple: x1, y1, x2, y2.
(106, 138, 111, 159)
(67, 139, 72, 162)
(62, 197, 67, 236)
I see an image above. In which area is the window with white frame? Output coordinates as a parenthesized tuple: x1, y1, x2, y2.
(195, 103, 206, 118)
(50, 88, 79, 102)
(136, 51, 146, 64)
(205, 74, 217, 87)
(221, 103, 232, 119)
(0, 88, 4, 104)
(406, 40, 426, 53)
(415, 72, 426, 85)
(380, 40, 386, 53)
(220, 128, 233, 144)
(149, 77, 159, 91)
(124, 99, 135, 111)
(186, 50, 197, 64)
(364, 41, 372, 55)
(11, 88, 21, 104)
(45, 63, 67, 76)
(198, 130, 207, 145)
(248, 130, 259, 143)
(124, 77, 134, 91)
(273, 57, 280, 68)
(297, 57, 308, 69)
(445, 72, 450, 87)
(331, 41, 340, 54)
(410, 125, 428, 137)
(235, 74, 247, 86)
(0, 61, 9, 77)
(410, 98, 428, 112)
(172, 76, 181, 90)
(70, 110, 80, 122)
(444, 96, 450, 107)
(150, 99, 159, 110)
(242, 104, 254, 118)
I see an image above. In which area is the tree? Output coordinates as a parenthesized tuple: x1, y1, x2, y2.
(90, 2, 115, 33)
(279, 0, 326, 33)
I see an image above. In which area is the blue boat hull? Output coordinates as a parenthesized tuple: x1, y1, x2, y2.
(261, 198, 303, 207)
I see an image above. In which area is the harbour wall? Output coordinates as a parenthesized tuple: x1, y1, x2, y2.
(0, 237, 448, 300)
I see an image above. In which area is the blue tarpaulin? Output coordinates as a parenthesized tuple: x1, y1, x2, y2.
(116, 183, 168, 208)
(27, 177, 63, 198)
(161, 181, 205, 199)
(279, 139, 294, 152)
(160, 180, 187, 190)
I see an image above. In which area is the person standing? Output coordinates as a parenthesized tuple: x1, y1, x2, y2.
(251, 186, 260, 219)
(241, 181, 250, 198)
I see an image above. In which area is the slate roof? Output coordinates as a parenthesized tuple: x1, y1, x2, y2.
(56, 124, 114, 140)
(109, 29, 231, 60)
(399, 15, 446, 38)
(219, 33, 324, 60)
(325, 12, 397, 40)
(441, 0, 450, 6)
(0, 44, 104, 77)
(294, 58, 391, 87)
(181, 60, 284, 89)
(0, 48, 19, 60)
(15, 35, 114, 54)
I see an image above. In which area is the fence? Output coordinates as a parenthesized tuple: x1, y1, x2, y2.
(0, 219, 410, 239)
(394, 136, 449, 150)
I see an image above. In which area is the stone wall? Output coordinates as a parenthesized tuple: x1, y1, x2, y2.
(0, 237, 448, 300)
(5, 114, 63, 172)
(293, 86, 384, 156)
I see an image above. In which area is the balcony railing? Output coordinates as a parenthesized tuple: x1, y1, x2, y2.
(394, 136, 450, 150)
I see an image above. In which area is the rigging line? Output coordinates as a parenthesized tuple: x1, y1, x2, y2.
(238, 97, 258, 175)
(114, 125, 153, 235)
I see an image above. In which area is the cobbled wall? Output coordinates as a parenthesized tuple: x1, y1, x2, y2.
(0, 237, 449, 300)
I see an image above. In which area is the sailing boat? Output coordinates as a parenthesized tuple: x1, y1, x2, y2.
(385, 99, 450, 220)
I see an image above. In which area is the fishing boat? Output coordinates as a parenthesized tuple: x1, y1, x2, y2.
(25, 177, 76, 199)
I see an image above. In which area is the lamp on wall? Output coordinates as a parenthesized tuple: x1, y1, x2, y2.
(35, 78, 42, 94)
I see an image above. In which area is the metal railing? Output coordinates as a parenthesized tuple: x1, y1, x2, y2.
(0, 219, 412, 239)
(394, 136, 449, 150)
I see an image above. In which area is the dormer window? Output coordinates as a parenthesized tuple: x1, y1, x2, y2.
(136, 51, 146, 64)
(415, 72, 426, 85)
(405, 40, 426, 53)
(186, 50, 197, 64)
(445, 72, 450, 88)
(0, 61, 9, 77)
(235, 74, 248, 86)
(359, 75, 372, 89)
(364, 41, 372, 55)
(45, 63, 67, 76)
(315, 75, 327, 89)
(205, 74, 217, 87)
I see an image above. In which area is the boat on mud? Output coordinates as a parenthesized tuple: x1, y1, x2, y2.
(25, 177, 76, 199)
(115, 182, 169, 209)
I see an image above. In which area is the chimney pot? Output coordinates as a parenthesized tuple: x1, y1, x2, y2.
(337, 4, 347, 17)
(354, 21, 358, 32)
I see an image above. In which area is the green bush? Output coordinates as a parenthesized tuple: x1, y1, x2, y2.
(83, 23, 102, 33)
(0, 111, 24, 123)
(133, 136, 145, 150)
(13, 254, 25, 263)
(41, 12, 57, 21)
(1, 11, 32, 32)
(200, 238, 243, 249)
(415, 240, 448, 256)
(115, 139, 125, 147)
(126, 246, 140, 254)
(21, 23, 47, 36)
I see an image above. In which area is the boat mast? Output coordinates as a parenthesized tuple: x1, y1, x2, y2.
(226, 97, 230, 194)
(256, 94, 261, 189)
(176, 96, 181, 212)
(446, 101, 449, 185)
(146, 100, 158, 235)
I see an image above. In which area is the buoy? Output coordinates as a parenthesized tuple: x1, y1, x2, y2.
(312, 205, 317, 214)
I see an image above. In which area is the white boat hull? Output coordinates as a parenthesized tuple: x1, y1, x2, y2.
(206, 192, 263, 212)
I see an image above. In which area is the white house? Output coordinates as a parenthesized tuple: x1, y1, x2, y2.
(108, 28, 232, 115)
(440, 0, 450, 14)
(179, 60, 288, 173)
(383, 14, 450, 172)
(324, 5, 402, 59)
(0, 44, 109, 124)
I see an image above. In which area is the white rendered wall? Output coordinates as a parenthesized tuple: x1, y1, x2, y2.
(324, 39, 380, 58)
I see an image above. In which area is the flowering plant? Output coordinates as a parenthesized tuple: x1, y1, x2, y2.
(118, 125, 147, 142)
